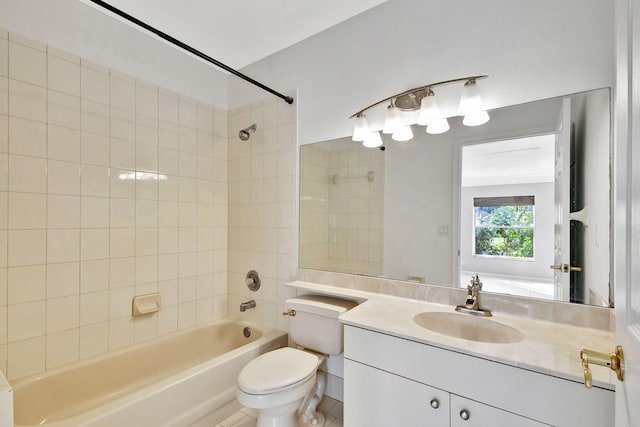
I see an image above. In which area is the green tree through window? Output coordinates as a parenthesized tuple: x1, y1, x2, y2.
(473, 196, 534, 258)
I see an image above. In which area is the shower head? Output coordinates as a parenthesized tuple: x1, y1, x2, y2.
(239, 124, 257, 141)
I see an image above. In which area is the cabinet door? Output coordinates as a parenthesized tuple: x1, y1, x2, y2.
(344, 359, 449, 427)
(450, 394, 551, 427)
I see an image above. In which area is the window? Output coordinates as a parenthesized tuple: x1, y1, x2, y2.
(473, 196, 534, 258)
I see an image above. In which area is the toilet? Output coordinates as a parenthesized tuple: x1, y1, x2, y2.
(236, 294, 357, 427)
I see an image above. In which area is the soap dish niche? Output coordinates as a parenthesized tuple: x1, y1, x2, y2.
(132, 293, 161, 317)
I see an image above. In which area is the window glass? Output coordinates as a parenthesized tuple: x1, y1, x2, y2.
(473, 196, 534, 258)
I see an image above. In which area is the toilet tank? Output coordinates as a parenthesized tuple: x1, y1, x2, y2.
(286, 294, 358, 355)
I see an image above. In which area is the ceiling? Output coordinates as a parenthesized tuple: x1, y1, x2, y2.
(85, 0, 388, 70)
(461, 135, 556, 188)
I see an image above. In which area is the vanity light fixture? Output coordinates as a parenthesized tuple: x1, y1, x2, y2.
(350, 75, 489, 146)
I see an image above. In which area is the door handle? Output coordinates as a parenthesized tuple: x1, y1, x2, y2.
(549, 264, 583, 273)
(579, 346, 624, 388)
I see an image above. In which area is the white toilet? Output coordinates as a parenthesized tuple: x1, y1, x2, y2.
(236, 294, 357, 427)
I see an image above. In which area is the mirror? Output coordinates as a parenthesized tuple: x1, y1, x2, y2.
(299, 88, 611, 306)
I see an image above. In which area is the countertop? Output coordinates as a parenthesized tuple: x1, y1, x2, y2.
(287, 281, 617, 391)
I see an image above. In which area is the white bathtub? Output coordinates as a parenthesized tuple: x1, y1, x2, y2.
(11, 319, 288, 427)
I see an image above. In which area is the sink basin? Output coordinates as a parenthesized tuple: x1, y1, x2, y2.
(413, 312, 524, 344)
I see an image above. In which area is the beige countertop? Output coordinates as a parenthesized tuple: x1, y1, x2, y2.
(288, 280, 617, 391)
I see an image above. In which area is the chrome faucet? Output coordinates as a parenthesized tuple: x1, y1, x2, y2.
(455, 274, 492, 317)
(240, 300, 256, 312)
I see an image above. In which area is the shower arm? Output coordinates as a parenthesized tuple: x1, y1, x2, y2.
(87, 0, 294, 105)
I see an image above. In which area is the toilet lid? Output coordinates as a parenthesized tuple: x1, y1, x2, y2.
(238, 347, 319, 394)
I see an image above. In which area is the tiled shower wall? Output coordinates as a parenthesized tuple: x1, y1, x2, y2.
(0, 30, 230, 379)
(299, 145, 330, 271)
(327, 146, 384, 276)
(298, 144, 384, 277)
(227, 99, 298, 330)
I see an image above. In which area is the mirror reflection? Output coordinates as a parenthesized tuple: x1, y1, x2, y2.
(299, 88, 611, 307)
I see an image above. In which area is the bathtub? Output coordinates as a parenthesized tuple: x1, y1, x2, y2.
(11, 319, 288, 427)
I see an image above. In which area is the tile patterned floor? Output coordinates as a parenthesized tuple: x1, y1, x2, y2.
(214, 397, 344, 427)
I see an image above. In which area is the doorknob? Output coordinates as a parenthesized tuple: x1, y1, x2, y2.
(579, 346, 624, 388)
(549, 264, 583, 273)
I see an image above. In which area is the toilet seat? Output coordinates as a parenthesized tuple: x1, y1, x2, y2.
(238, 347, 319, 394)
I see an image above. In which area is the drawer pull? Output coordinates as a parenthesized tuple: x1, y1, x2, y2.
(430, 399, 439, 409)
(460, 409, 470, 420)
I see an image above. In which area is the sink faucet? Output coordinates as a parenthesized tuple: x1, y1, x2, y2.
(455, 274, 492, 317)
(240, 300, 256, 312)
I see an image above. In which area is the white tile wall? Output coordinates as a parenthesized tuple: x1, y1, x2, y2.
(228, 96, 298, 330)
(0, 29, 229, 380)
(327, 147, 384, 276)
(299, 145, 330, 270)
(299, 144, 384, 276)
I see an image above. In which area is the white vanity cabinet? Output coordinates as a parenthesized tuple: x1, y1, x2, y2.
(343, 325, 614, 427)
(345, 359, 546, 426)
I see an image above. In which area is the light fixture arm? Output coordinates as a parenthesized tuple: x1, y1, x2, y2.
(349, 75, 488, 118)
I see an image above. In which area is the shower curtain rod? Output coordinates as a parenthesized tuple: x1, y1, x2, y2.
(87, 0, 294, 105)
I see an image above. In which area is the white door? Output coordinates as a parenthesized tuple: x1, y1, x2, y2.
(552, 97, 571, 301)
(615, 0, 640, 425)
(344, 359, 450, 426)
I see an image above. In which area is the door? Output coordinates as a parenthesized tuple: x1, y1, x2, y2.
(552, 97, 571, 301)
(615, 0, 640, 425)
(344, 359, 449, 427)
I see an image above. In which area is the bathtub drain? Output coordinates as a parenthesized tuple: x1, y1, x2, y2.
(243, 327, 251, 338)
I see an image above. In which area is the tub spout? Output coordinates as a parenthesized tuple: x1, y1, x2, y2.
(240, 300, 256, 312)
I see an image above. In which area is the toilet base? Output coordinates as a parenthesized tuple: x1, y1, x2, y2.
(298, 411, 325, 427)
(255, 399, 303, 427)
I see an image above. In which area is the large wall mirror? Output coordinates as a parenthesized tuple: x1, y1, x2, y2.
(299, 88, 612, 307)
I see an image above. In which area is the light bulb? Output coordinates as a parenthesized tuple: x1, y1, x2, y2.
(426, 118, 450, 134)
(352, 114, 369, 141)
(363, 131, 383, 148)
(382, 103, 402, 134)
(392, 125, 413, 142)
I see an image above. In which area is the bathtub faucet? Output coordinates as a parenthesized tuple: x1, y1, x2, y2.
(240, 300, 256, 312)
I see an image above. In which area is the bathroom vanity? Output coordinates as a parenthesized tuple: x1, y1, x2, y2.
(343, 326, 612, 426)
(287, 281, 616, 427)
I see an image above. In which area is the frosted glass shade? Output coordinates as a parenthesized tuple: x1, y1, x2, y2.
(458, 80, 486, 116)
(392, 125, 413, 142)
(352, 114, 370, 141)
(382, 105, 402, 134)
(462, 110, 490, 126)
(417, 93, 442, 126)
(426, 118, 450, 134)
(363, 131, 383, 148)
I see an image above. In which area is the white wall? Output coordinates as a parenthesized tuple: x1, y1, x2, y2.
(0, 0, 230, 109)
(383, 137, 454, 285)
(460, 183, 555, 280)
(230, 0, 614, 145)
